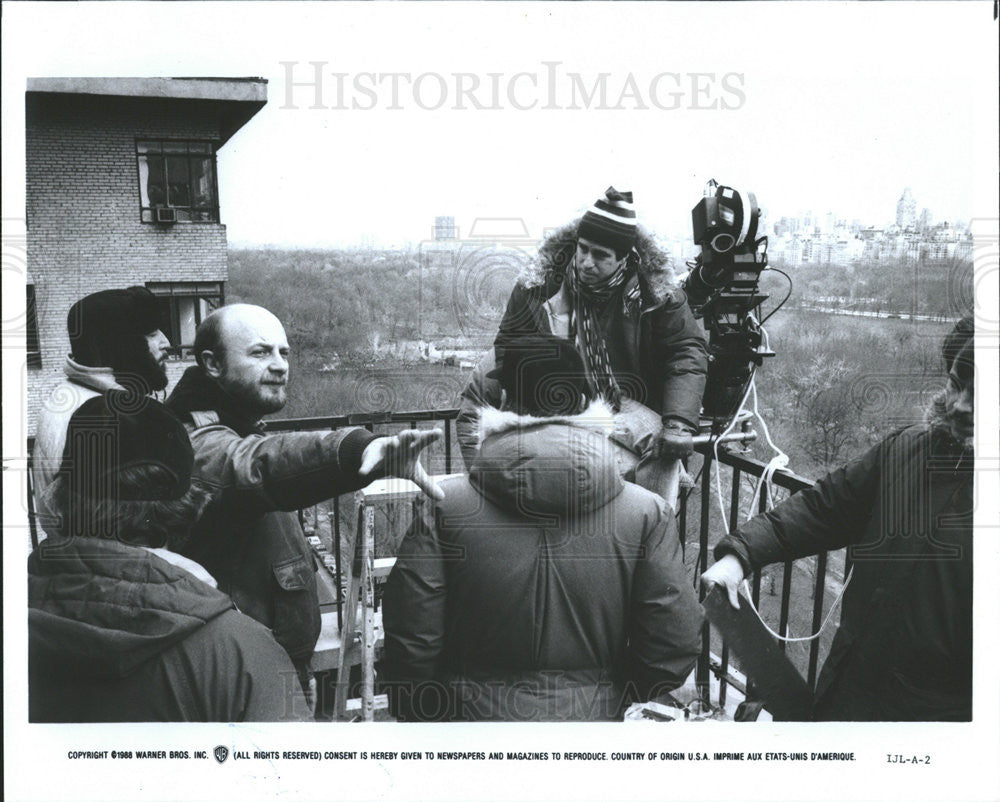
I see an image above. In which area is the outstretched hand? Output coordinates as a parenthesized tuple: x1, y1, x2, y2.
(359, 428, 445, 500)
(700, 554, 746, 610)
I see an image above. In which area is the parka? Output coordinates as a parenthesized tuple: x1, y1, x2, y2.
(382, 401, 704, 721)
(28, 536, 311, 722)
(456, 223, 708, 466)
(166, 365, 379, 664)
(32, 357, 124, 535)
(714, 420, 972, 721)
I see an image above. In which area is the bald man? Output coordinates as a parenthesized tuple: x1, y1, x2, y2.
(167, 304, 441, 695)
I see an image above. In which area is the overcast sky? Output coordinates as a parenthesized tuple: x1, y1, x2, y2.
(3, 2, 997, 249)
(3, 6, 1000, 799)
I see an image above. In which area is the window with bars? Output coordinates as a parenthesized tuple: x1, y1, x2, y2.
(146, 282, 224, 356)
(137, 140, 219, 223)
(27, 284, 42, 368)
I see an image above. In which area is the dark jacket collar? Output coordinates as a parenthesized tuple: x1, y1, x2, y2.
(166, 365, 264, 437)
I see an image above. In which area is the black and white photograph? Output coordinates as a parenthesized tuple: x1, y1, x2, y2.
(2, 2, 998, 801)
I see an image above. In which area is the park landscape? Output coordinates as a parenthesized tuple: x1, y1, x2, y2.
(227, 242, 970, 680)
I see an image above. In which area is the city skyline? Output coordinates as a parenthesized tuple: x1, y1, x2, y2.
(4, 4, 996, 252)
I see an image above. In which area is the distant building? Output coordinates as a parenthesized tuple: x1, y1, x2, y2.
(434, 216, 457, 240)
(25, 77, 267, 431)
(896, 187, 917, 229)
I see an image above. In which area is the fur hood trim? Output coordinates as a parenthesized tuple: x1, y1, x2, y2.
(516, 221, 679, 304)
(476, 399, 617, 447)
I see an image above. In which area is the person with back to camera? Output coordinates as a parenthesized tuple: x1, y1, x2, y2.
(383, 333, 703, 721)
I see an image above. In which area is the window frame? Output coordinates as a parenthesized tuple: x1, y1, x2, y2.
(26, 284, 42, 368)
(145, 281, 225, 358)
(135, 139, 221, 224)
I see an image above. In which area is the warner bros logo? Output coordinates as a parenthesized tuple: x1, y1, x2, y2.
(214, 746, 229, 764)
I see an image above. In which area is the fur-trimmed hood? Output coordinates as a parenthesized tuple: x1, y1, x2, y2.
(470, 400, 625, 516)
(475, 398, 617, 447)
(516, 221, 680, 306)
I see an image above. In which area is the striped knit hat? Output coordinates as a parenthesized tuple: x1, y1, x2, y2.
(577, 186, 637, 257)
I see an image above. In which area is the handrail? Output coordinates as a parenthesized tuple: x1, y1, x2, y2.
(684, 439, 839, 714)
(28, 406, 836, 720)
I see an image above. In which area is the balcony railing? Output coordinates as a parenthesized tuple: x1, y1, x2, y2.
(26, 406, 846, 720)
(682, 442, 845, 716)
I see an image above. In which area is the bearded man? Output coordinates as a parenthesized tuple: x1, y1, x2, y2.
(167, 303, 441, 691)
(703, 316, 975, 721)
(33, 287, 172, 535)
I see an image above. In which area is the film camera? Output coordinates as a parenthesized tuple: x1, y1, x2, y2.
(683, 179, 774, 429)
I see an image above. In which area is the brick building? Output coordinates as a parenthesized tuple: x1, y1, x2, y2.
(25, 77, 266, 432)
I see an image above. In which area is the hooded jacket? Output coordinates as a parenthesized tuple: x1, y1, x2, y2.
(714, 418, 973, 721)
(32, 358, 126, 535)
(166, 365, 379, 664)
(28, 537, 310, 722)
(455, 224, 708, 465)
(382, 402, 703, 722)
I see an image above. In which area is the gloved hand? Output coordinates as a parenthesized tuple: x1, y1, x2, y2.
(653, 420, 695, 460)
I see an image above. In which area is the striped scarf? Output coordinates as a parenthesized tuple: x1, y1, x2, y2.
(566, 256, 636, 412)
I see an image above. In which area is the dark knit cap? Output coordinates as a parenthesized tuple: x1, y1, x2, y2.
(577, 186, 638, 257)
(60, 392, 193, 502)
(489, 334, 591, 417)
(67, 287, 163, 368)
(942, 315, 974, 387)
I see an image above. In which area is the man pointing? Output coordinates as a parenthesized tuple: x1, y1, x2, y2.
(167, 304, 442, 693)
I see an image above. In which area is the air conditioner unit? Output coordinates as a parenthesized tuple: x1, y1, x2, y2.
(155, 207, 177, 224)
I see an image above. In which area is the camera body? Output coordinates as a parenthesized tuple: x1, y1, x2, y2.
(684, 180, 774, 428)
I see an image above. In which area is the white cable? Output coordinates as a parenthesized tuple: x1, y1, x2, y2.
(741, 567, 854, 643)
(718, 322, 852, 643)
(711, 370, 756, 535)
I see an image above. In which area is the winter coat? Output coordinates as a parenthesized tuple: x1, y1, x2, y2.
(28, 536, 310, 722)
(382, 401, 704, 722)
(493, 224, 708, 430)
(166, 366, 378, 664)
(714, 421, 972, 721)
(32, 358, 124, 535)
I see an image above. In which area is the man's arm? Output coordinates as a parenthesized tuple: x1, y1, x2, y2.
(704, 438, 883, 606)
(628, 502, 704, 701)
(189, 424, 379, 511)
(650, 291, 709, 433)
(455, 352, 502, 470)
(190, 425, 442, 512)
(381, 503, 448, 722)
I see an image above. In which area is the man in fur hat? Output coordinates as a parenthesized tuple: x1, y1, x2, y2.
(383, 334, 703, 722)
(456, 187, 708, 509)
(32, 287, 172, 535)
(702, 316, 975, 721)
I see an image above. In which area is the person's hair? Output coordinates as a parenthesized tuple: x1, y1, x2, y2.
(45, 463, 212, 549)
(942, 315, 974, 379)
(193, 309, 227, 369)
(495, 334, 591, 418)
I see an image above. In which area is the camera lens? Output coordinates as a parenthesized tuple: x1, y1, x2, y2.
(711, 233, 736, 253)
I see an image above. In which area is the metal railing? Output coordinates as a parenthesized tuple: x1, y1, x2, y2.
(683, 440, 845, 713)
(27, 406, 845, 719)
